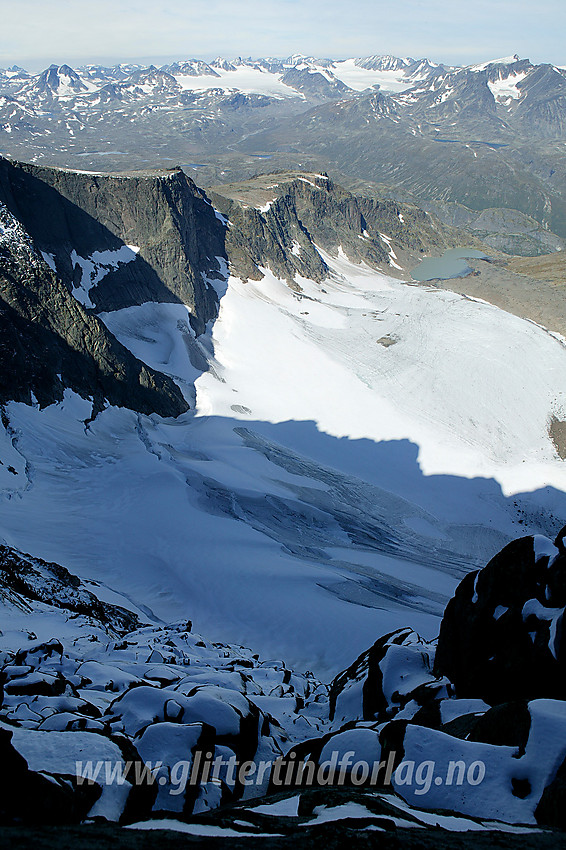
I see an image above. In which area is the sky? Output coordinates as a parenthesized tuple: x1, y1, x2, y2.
(1, 0, 564, 71)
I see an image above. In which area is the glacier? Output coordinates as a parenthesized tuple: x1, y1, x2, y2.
(2, 250, 566, 679)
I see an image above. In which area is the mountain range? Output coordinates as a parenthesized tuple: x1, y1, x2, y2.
(2, 53, 566, 253)
(3, 47, 566, 844)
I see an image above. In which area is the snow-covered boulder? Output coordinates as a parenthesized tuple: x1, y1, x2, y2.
(0, 723, 125, 824)
(329, 628, 451, 725)
(394, 699, 566, 827)
(268, 723, 385, 792)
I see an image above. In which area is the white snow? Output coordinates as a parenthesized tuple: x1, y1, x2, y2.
(70, 245, 139, 307)
(127, 819, 282, 837)
(297, 177, 319, 188)
(379, 233, 403, 270)
(6, 723, 129, 821)
(397, 702, 566, 824)
(136, 722, 204, 812)
(470, 56, 521, 72)
(488, 72, 527, 102)
(331, 59, 412, 92)
(381, 793, 540, 833)
(532, 534, 558, 562)
(100, 302, 205, 406)
(40, 250, 56, 271)
(439, 699, 490, 723)
(522, 599, 563, 658)
(173, 65, 302, 99)
(304, 803, 385, 826)
(0, 211, 23, 243)
(2, 253, 566, 677)
(252, 795, 301, 817)
(6, 724, 122, 774)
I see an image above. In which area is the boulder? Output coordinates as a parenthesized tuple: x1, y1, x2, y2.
(0, 726, 101, 825)
(435, 530, 566, 704)
(329, 628, 450, 725)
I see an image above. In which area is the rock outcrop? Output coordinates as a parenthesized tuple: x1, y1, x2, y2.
(210, 172, 466, 283)
(5, 531, 566, 830)
(0, 159, 470, 416)
(434, 531, 566, 704)
(259, 528, 566, 831)
(0, 545, 140, 634)
(0, 546, 326, 825)
(329, 627, 450, 725)
(0, 201, 188, 416)
(0, 157, 227, 332)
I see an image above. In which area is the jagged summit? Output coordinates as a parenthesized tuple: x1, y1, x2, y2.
(355, 54, 413, 71)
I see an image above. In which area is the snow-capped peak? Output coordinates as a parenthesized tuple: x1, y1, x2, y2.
(469, 54, 522, 72)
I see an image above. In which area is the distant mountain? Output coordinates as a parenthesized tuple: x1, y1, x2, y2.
(0, 52, 450, 116)
(355, 54, 412, 71)
(19, 64, 92, 102)
(162, 59, 220, 77)
(396, 68, 505, 131)
(280, 65, 351, 100)
(1, 53, 566, 240)
(511, 63, 566, 136)
(120, 66, 181, 96)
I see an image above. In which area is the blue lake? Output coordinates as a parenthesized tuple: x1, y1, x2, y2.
(411, 248, 489, 282)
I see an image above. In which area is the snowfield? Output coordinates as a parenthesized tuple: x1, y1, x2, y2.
(173, 66, 304, 99)
(2, 253, 566, 675)
(171, 59, 416, 98)
(331, 59, 414, 92)
(487, 71, 528, 102)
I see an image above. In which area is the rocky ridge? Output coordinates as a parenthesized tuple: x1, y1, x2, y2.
(0, 159, 473, 415)
(0, 158, 227, 329)
(0, 199, 188, 416)
(211, 171, 469, 283)
(2, 54, 566, 257)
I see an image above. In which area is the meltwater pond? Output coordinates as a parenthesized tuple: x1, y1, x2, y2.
(412, 248, 489, 282)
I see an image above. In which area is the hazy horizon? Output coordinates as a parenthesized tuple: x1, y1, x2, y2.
(1, 0, 564, 72)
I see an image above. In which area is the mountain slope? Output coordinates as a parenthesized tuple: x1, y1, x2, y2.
(1, 53, 565, 249)
(210, 171, 471, 282)
(0, 158, 226, 331)
(0, 201, 187, 416)
(1, 234, 566, 676)
(1, 160, 566, 835)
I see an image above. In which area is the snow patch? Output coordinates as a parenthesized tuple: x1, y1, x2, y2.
(70, 245, 140, 308)
(488, 72, 527, 102)
(40, 251, 56, 271)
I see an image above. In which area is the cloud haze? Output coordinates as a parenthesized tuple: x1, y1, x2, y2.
(1, 0, 564, 70)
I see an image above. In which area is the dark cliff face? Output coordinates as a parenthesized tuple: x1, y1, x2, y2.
(434, 528, 566, 705)
(0, 158, 227, 334)
(0, 160, 465, 418)
(210, 172, 465, 283)
(210, 174, 389, 283)
(0, 544, 140, 634)
(0, 202, 188, 417)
